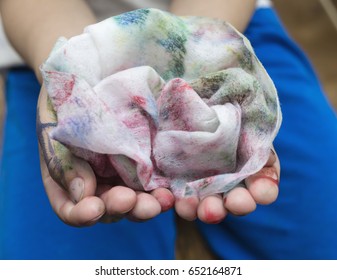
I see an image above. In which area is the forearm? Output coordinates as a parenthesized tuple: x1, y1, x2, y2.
(0, 0, 96, 82)
(169, 0, 256, 33)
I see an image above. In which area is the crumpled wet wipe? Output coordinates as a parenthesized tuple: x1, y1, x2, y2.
(41, 8, 282, 198)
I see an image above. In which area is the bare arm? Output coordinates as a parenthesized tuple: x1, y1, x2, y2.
(0, 0, 175, 226)
(0, 0, 256, 81)
(170, 0, 256, 33)
(0, 0, 96, 82)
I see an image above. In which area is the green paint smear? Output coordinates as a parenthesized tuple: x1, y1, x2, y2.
(47, 96, 57, 122)
(149, 11, 189, 79)
(53, 141, 74, 172)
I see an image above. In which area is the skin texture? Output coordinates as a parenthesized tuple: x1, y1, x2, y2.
(1, 0, 280, 226)
(170, 0, 256, 32)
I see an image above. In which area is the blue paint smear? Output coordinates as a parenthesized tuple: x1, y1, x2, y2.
(115, 9, 150, 26)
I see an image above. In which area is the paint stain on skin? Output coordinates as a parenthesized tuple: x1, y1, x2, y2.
(248, 166, 279, 186)
(156, 191, 174, 212)
(204, 208, 223, 224)
(255, 175, 279, 186)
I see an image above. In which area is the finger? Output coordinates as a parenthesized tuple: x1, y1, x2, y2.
(223, 185, 256, 215)
(40, 152, 105, 226)
(37, 86, 96, 202)
(99, 185, 137, 218)
(98, 187, 174, 223)
(175, 196, 199, 221)
(126, 192, 162, 221)
(245, 149, 280, 205)
(150, 188, 175, 212)
(265, 147, 277, 167)
(197, 194, 227, 224)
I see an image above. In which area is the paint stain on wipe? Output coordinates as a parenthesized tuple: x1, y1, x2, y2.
(41, 8, 281, 198)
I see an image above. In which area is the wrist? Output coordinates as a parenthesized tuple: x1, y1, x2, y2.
(1, 0, 96, 84)
(170, 0, 256, 33)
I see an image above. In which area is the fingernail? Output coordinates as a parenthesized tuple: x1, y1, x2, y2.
(257, 173, 279, 186)
(69, 178, 84, 203)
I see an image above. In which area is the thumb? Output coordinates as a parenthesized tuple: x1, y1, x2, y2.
(37, 84, 97, 202)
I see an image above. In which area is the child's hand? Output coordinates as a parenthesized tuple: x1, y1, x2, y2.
(37, 85, 175, 226)
(37, 85, 279, 225)
(175, 149, 280, 223)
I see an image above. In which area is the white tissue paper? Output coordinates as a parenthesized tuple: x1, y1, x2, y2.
(41, 9, 282, 198)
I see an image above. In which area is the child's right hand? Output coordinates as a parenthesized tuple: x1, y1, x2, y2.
(36, 85, 175, 226)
